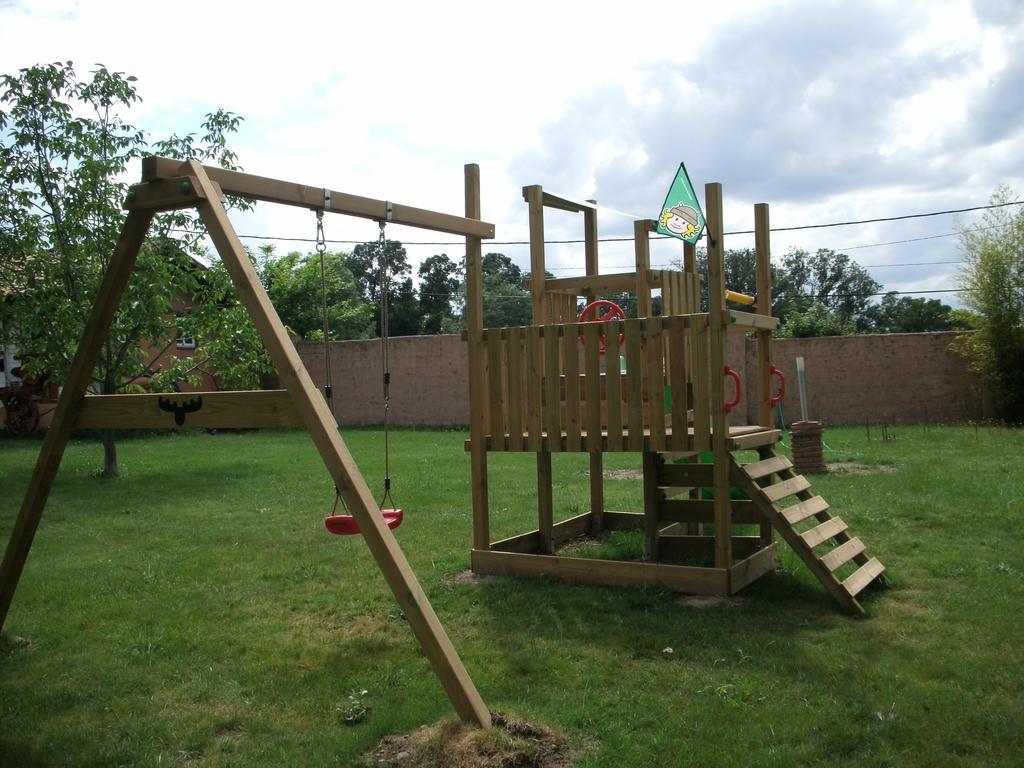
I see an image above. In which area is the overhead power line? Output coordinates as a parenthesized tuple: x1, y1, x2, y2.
(168, 198, 1022, 249)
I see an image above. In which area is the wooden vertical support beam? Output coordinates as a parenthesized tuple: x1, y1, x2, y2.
(584, 201, 599, 305)
(506, 326, 524, 451)
(634, 219, 653, 319)
(0, 210, 156, 632)
(684, 241, 697, 311)
(706, 182, 732, 570)
(642, 451, 661, 560)
(525, 185, 547, 324)
(755, 203, 773, 430)
(537, 451, 555, 554)
(465, 165, 490, 550)
(583, 322, 605, 533)
(191, 162, 491, 727)
(754, 202, 774, 547)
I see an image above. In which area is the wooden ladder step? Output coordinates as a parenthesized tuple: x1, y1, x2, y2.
(820, 537, 866, 572)
(742, 455, 793, 481)
(781, 495, 829, 525)
(801, 517, 848, 549)
(763, 475, 811, 503)
(843, 557, 885, 597)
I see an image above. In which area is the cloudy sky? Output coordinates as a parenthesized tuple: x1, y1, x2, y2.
(2, 0, 1022, 304)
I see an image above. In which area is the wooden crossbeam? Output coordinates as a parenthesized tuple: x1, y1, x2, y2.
(74, 390, 304, 430)
(141, 156, 495, 239)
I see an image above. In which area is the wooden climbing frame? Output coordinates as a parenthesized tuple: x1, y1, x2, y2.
(464, 180, 885, 612)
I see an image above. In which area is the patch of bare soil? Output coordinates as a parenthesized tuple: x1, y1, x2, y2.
(443, 570, 494, 586)
(366, 712, 580, 768)
(603, 469, 643, 481)
(675, 594, 745, 609)
(554, 537, 600, 555)
(826, 462, 898, 475)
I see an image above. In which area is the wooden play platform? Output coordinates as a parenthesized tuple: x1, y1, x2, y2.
(463, 183, 885, 614)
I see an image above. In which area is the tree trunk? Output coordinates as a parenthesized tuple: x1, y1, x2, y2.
(101, 428, 119, 478)
(100, 378, 119, 478)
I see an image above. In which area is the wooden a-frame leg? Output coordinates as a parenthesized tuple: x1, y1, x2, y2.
(187, 162, 491, 728)
(0, 210, 156, 631)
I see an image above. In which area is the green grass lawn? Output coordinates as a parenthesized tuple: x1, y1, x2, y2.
(1, 424, 1022, 767)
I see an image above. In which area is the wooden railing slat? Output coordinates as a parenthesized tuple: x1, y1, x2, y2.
(544, 324, 562, 441)
(646, 318, 666, 451)
(487, 330, 505, 446)
(563, 323, 582, 450)
(625, 319, 644, 451)
(668, 315, 689, 451)
(583, 323, 603, 449)
(506, 326, 524, 451)
(526, 326, 543, 451)
(605, 322, 623, 451)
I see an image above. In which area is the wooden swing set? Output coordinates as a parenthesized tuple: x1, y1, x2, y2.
(464, 181, 886, 614)
(0, 158, 493, 727)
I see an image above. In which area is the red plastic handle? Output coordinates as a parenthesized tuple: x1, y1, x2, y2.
(769, 364, 786, 407)
(577, 299, 626, 354)
(724, 365, 741, 414)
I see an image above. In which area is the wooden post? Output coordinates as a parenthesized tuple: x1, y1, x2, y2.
(754, 203, 775, 550)
(583, 198, 605, 533)
(642, 452, 661, 560)
(755, 203, 773, 429)
(189, 162, 491, 727)
(584, 200, 599, 305)
(524, 185, 547, 324)
(705, 183, 732, 570)
(466, 165, 490, 549)
(537, 452, 555, 554)
(0, 210, 156, 631)
(634, 220, 653, 319)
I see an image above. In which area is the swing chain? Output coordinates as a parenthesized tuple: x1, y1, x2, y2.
(316, 208, 333, 402)
(315, 209, 327, 256)
(378, 217, 395, 510)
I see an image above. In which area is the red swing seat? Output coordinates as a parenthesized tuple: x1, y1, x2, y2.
(324, 508, 403, 536)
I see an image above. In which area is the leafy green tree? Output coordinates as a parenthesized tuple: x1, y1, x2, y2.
(260, 248, 373, 341)
(418, 253, 462, 334)
(773, 248, 881, 332)
(481, 253, 532, 328)
(0, 61, 267, 475)
(776, 304, 856, 337)
(347, 238, 420, 336)
(954, 186, 1024, 422)
(868, 292, 963, 333)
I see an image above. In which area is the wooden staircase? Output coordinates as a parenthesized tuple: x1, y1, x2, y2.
(730, 448, 886, 615)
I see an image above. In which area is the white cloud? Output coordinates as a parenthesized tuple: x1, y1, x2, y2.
(2, 0, 1021, 304)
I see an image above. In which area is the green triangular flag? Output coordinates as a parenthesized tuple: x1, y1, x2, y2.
(655, 163, 705, 245)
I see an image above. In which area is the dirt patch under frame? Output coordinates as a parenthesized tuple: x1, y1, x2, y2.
(366, 711, 581, 767)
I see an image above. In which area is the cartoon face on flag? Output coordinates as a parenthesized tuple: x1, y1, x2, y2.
(655, 163, 705, 245)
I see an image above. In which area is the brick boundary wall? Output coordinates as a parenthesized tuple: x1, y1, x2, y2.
(296, 331, 987, 429)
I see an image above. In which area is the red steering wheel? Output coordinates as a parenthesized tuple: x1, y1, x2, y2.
(577, 299, 626, 354)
